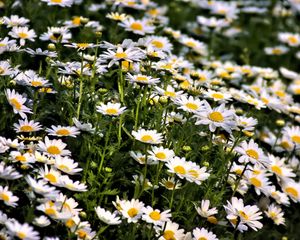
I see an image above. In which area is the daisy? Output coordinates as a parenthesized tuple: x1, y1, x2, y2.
(283, 126, 300, 147)
(197, 15, 229, 29)
(75, 226, 96, 240)
(0, 186, 18, 207)
(40, 27, 72, 43)
(0, 61, 15, 76)
(25, 175, 58, 197)
(155, 221, 185, 240)
(244, 171, 271, 196)
(155, 85, 184, 99)
(95, 206, 121, 225)
(142, 206, 171, 226)
(54, 156, 82, 175)
(3, 15, 30, 28)
(72, 118, 95, 133)
(129, 151, 155, 165)
(148, 146, 175, 162)
(281, 180, 300, 202)
(5, 89, 32, 119)
(144, 36, 173, 52)
(96, 102, 127, 116)
(278, 32, 300, 47)
(60, 175, 87, 192)
(24, 47, 58, 58)
(0, 162, 22, 180)
(38, 165, 62, 186)
(119, 17, 155, 35)
(192, 227, 219, 240)
(179, 35, 208, 55)
(46, 125, 80, 138)
(195, 200, 218, 224)
(235, 139, 269, 166)
(224, 197, 263, 232)
(132, 129, 163, 144)
(5, 220, 39, 240)
(265, 203, 285, 225)
(174, 95, 204, 113)
(195, 101, 236, 133)
(101, 46, 145, 68)
(41, 0, 74, 7)
(8, 26, 36, 46)
(236, 116, 257, 131)
(166, 157, 189, 180)
(264, 46, 289, 55)
(64, 42, 98, 51)
(159, 177, 182, 190)
(0, 37, 17, 54)
(38, 137, 71, 156)
(13, 119, 42, 133)
(106, 12, 128, 21)
(126, 73, 160, 85)
(268, 154, 296, 180)
(204, 89, 232, 102)
(10, 151, 36, 165)
(119, 198, 145, 223)
(32, 216, 51, 227)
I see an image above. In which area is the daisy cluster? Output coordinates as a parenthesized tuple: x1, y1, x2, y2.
(1, 0, 300, 239)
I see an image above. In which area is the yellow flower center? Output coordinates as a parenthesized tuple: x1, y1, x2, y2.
(105, 108, 118, 115)
(15, 155, 26, 162)
(174, 165, 186, 175)
(56, 129, 71, 136)
(77, 229, 88, 239)
(18, 32, 28, 39)
(0, 193, 10, 202)
(155, 152, 166, 160)
(185, 102, 198, 110)
(246, 149, 259, 160)
(239, 210, 249, 220)
(271, 165, 282, 175)
(136, 76, 148, 82)
(286, 187, 298, 198)
(280, 141, 291, 149)
(59, 164, 70, 172)
(186, 41, 196, 48)
(45, 208, 56, 216)
(207, 216, 218, 224)
(31, 81, 43, 87)
(188, 169, 199, 178)
(47, 146, 61, 155)
(45, 173, 57, 183)
(250, 177, 262, 188)
(141, 134, 154, 142)
(115, 52, 127, 59)
(0, 67, 4, 74)
(149, 211, 161, 221)
(198, 238, 208, 240)
(20, 125, 34, 132)
(164, 181, 175, 189)
(209, 111, 224, 122)
(272, 48, 282, 54)
(0, 43, 7, 47)
(164, 91, 176, 97)
(288, 36, 298, 44)
(270, 211, 277, 219)
(127, 207, 138, 218)
(292, 135, 300, 144)
(72, 17, 81, 25)
(121, 61, 132, 71)
(163, 230, 175, 240)
(10, 98, 22, 110)
(17, 232, 27, 239)
(130, 22, 143, 31)
(77, 43, 90, 49)
(65, 219, 76, 228)
(230, 217, 238, 225)
(211, 93, 224, 99)
(151, 40, 164, 48)
(51, 0, 62, 3)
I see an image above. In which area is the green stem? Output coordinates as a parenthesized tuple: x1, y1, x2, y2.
(118, 115, 123, 147)
(76, 51, 85, 119)
(98, 123, 113, 174)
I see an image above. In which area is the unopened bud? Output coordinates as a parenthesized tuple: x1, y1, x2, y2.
(47, 43, 56, 51)
(90, 161, 97, 169)
(105, 167, 112, 173)
(79, 211, 87, 219)
(201, 145, 210, 152)
(80, 17, 89, 24)
(276, 119, 285, 127)
(183, 145, 192, 152)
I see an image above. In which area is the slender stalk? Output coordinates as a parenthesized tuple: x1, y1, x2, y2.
(231, 162, 250, 197)
(98, 123, 113, 174)
(76, 51, 85, 119)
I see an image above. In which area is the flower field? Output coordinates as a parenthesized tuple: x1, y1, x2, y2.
(1, 0, 300, 239)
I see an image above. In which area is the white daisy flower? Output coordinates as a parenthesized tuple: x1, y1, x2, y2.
(192, 227, 219, 240)
(119, 17, 155, 35)
(38, 137, 71, 156)
(0, 186, 19, 207)
(46, 125, 80, 138)
(5, 89, 32, 119)
(96, 102, 127, 116)
(95, 206, 121, 225)
(119, 199, 145, 223)
(265, 203, 285, 225)
(5, 220, 39, 240)
(142, 206, 171, 226)
(126, 73, 160, 85)
(195, 101, 236, 133)
(132, 129, 163, 144)
(8, 26, 36, 46)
